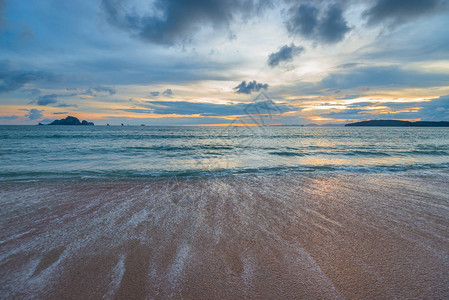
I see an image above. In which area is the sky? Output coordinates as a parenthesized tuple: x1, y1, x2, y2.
(1, 0, 449, 125)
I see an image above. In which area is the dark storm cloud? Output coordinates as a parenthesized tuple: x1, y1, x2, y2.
(318, 4, 351, 43)
(81, 86, 116, 96)
(286, 3, 351, 44)
(418, 95, 449, 120)
(149, 89, 173, 97)
(234, 80, 268, 94)
(36, 94, 58, 106)
(364, 0, 445, 27)
(91, 86, 116, 95)
(123, 99, 291, 117)
(0, 115, 19, 120)
(57, 103, 78, 108)
(24, 109, 43, 120)
(33, 92, 77, 106)
(162, 89, 173, 97)
(268, 44, 304, 67)
(101, 0, 272, 45)
(286, 4, 318, 38)
(0, 60, 55, 94)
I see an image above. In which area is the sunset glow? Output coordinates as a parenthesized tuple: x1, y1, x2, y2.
(1, 1, 448, 125)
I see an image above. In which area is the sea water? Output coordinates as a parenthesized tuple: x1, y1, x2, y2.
(1, 125, 449, 180)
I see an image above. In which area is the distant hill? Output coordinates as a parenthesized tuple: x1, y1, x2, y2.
(345, 120, 449, 127)
(49, 116, 94, 125)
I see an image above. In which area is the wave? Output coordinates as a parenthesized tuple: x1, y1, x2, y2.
(269, 151, 306, 157)
(344, 150, 391, 156)
(405, 150, 449, 156)
(3, 147, 449, 157)
(2, 163, 449, 181)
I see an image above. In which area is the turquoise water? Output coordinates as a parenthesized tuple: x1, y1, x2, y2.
(1, 125, 449, 179)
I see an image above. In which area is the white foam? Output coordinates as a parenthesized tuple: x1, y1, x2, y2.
(168, 243, 190, 287)
(0, 229, 36, 246)
(103, 254, 125, 299)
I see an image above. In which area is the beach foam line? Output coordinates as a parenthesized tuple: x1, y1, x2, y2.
(1, 162, 449, 182)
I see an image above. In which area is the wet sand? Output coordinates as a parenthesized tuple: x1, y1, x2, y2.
(1, 172, 449, 299)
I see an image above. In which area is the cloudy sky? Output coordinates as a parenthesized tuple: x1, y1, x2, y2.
(1, 0, 449, 125)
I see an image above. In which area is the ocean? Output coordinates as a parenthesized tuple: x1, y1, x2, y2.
(1, 125, 449, 298)
(1, 125, 449, 179)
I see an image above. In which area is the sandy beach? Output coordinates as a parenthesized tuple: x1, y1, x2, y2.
(1, 172, 448, 299)
(2, 0, 449, 298)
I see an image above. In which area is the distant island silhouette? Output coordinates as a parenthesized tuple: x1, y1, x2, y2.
(345, 120, 449, 127)
(48, 116, 94, 125)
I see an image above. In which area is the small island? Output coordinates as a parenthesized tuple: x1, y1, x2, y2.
(345, 120, 449, 127)
(49, 116, 94, 125)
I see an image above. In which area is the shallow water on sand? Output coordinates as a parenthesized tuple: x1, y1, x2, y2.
(1, 172, 448, 299)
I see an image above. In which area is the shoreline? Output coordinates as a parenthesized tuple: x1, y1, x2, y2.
(1, 164, 449, 183)
(1, 172, 449, 298)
